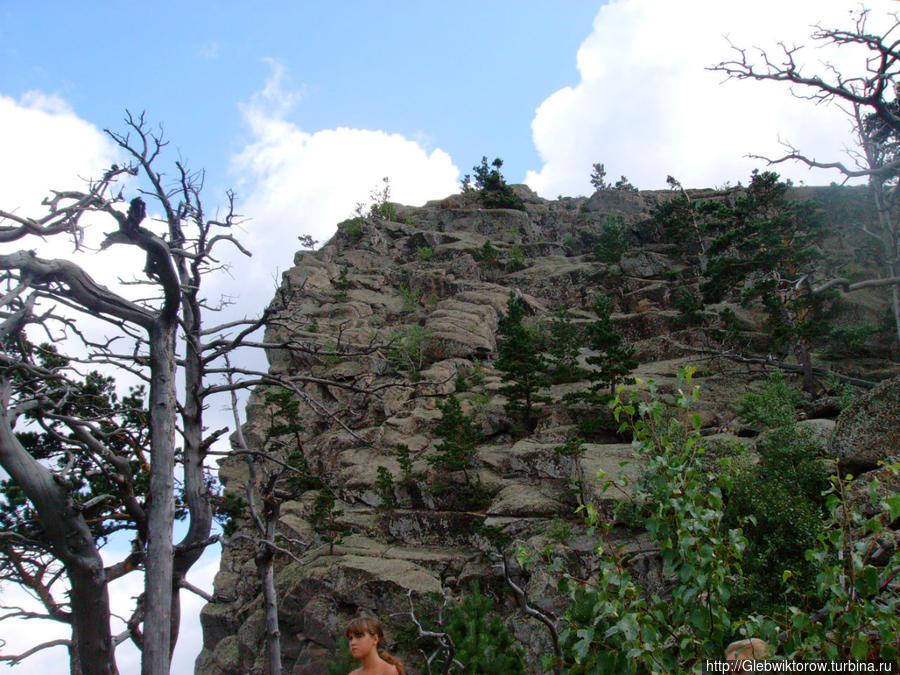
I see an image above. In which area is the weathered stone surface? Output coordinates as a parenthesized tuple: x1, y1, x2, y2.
(619, 251, 670, 278)
(487, 483, 564, 517)
(424, 298, 499, 357)
(829, 376, 900, 468)
(199, 185, 893, 675)
(579, 443, 644, 502)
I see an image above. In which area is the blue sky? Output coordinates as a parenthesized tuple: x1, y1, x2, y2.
(1, 1, 599, 192)
(2, 1, 898, 673)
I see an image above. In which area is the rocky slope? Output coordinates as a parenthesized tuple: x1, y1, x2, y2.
(195, 184, 898, 674)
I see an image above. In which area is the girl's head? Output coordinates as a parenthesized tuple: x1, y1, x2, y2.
(345, 616, 385, 644)
(345, 616, 384, 659)
(344, 617, 405, 674)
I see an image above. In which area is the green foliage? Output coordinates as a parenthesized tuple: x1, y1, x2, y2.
(475, 239, 500, 267)
(825, 322, 879, 358)
(461, 156, 525, 210)
(424, 585, 526, 674)
(325, 637, 357, 675)
(589, 162, 608, 190)
(735, 370, 803, 429)
(746, 464, 900, 663)
(389, 325, 433, 377)
(398, 286, 422, 312)
(376, 465, 397, 510)
(558, 368, 747, 673)
(546, 307, 585, 384)
(592, 215, 630, 263)
(571, 294, 636, 405)
(558, 367, 899, 671)
(496, 292, 550, 432)
(506, 244, 527, 271)
(394, 443, 423, 486)
(356, 175, 396, 221)
(724, 373, 829, 614)
(656, 171, 835, 388)
(416, 246, 434, 262)
(340, 217, 364, 242)
(218, 493, 247, 537)
(705, 172, 832, 354)
(335, 265, 351, 301)
(546, 516, 573, 543)
(1, 346, 155, 549)
(553, 436, 586, 458)
(672, 286, 705, 326)
(429, 396, 480, 480)
(310, 489, 346, 554)
(590, 162, 637, 192)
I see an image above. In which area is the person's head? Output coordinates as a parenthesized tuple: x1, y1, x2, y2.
(725, 638, 769, 671)
(345, 616, 385, 660)
(344, 617, 405, 674)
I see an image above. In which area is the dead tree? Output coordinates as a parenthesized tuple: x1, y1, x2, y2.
(0, 112, 261, 675)
(710, 8, 900, 346)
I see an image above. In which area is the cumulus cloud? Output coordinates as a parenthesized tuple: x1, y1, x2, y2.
(526, 0, 900, 196)
(225, 60, 459, 308)
(0, 92, 119, 216)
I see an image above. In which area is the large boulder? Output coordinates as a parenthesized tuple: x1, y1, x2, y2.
(829, 376, 900, 469)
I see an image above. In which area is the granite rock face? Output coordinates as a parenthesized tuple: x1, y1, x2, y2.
(195, 185, 895, 675)
(829, 375, 900, 469)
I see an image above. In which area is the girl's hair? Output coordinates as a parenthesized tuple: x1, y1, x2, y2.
(345, 616, 406, 675)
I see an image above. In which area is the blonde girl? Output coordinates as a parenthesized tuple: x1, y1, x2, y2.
(345, 616, 405, 675)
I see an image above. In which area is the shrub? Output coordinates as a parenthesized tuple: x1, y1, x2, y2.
(723, 372, 829, 614)
(418, 584, 526, 674)
(592, 215, 629, 263)
(416, 246, 434, 262)
(461, 157, 525, 211)
(556, 368, 746, 673)
(340, 218, 364, 242)
(375, 466, 397, 510)
(398, 286, 422, 313)
(388, 325, 433, 377)
(547, 307, 585, 384)
(475, 239, 500, 267)
(506, 244, 527, 271)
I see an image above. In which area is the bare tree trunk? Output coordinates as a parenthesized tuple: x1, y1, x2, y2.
(142, 320, 177, 675)
(257, 505, 283, 675)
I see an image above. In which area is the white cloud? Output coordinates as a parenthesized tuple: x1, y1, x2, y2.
(226, 60, 459, 307)
(0, 92, 119, 216)
(526, 0, 900, 196)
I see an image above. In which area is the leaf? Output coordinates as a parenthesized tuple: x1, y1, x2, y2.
(855, 565, 880, 598)
(689, 413, 702, 431)
(885, 494, 900, 521)
(850, 636, 869, 660)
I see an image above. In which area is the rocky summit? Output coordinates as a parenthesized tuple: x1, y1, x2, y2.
(195, 183, 900, 674)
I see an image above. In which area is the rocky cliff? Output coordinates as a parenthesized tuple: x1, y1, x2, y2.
(195, 184, 899, 674)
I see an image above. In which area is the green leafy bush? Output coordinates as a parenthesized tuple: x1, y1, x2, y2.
(389, 325, 433, 377)
(724, 373, 829, 613)
(557, 368, 746, 673)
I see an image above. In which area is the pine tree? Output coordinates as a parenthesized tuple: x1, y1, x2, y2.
(496, 292, 549, 433)
(428, 396, 480, 482)
(579, 294, 636, 403)
(443, 585, 526, 674)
